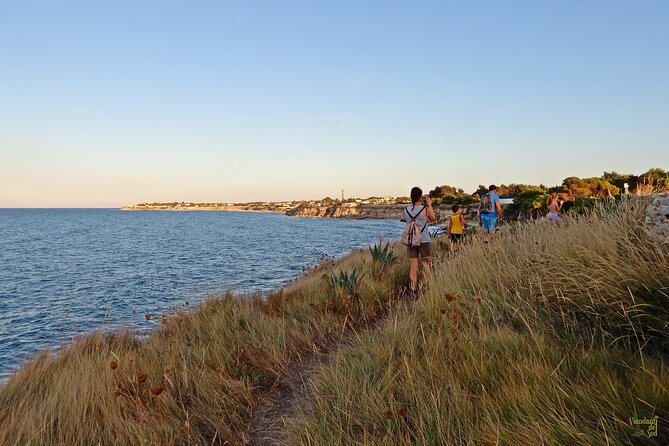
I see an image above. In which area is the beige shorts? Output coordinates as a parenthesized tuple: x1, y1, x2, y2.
(407, 242, 431, 259)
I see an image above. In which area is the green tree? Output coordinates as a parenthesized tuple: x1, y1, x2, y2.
(429, 185, 466, 199)
(638, 168, 669, 192)
(429, 185, 472, 205)
(503, 190, 549, 220)
(472, 185, 488, 198)
(601, 171, 637, 193)
(562, 177, 619, 198)
(497, 184, 546, 197)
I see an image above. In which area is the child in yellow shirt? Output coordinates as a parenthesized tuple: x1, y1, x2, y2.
(448, 204, 467, 251)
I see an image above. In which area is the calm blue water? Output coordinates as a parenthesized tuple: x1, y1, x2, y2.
(0, 209, 403, 380)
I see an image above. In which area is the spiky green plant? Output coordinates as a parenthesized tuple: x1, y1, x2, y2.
(322, 268, 364, 301)
(369, 242, 398, 275)
(321, 268, 367, 315)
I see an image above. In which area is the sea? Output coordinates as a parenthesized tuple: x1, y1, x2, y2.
(0, 209, 404, 381)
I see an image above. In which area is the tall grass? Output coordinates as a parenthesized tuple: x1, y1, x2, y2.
(288, 198, 669, 445)
(0, 246, 409, 445)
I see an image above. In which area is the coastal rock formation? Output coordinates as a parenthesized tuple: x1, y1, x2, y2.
(120, 201, 481, 224)
(645, 192, 669, 244)
(120, 202, 295, 212)
(285, 203, 402, 220)
(285, 203, 480, 226)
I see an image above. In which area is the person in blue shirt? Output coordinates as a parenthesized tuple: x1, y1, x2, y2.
(479, 185, 502, 239)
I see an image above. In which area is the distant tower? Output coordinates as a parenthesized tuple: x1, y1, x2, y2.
(341, 189, 344, 201)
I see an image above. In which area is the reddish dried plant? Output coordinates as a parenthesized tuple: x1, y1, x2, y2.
(150, 384, 166, 396)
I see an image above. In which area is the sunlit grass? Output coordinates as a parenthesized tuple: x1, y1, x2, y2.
(288, 197, 669, 445)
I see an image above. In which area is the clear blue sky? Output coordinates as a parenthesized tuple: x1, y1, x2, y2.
(1, 1, 667, 207)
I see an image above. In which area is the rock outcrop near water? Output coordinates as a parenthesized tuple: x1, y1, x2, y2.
(645, 192, 669, 244)
(285, 203, 401, 219)
(285, 203, 481, 226)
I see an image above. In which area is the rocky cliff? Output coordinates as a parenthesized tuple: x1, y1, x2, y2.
(285, 203, 480, 224)
(285, 203, 401, 219)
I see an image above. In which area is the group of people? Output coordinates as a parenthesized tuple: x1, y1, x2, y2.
(402, 185, 561, 295)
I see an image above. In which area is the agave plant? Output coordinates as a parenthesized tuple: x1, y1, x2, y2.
(368, 242, 398, 275)
(322, 268, 364, 304)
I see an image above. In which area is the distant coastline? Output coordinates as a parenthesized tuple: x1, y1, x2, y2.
(120, 199, 483, 225)
(120, 202, 293, 213)
(120, 205, 285, 214)
(120, 198, 411, 220)
(119, 168, 669, 221)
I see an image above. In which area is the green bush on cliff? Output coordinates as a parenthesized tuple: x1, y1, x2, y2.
(562, 176, 619, 198)
(428, 185, 475, 206)
(638, 167, 669, 192)
(428, 168, 666, 215)
(503, 190, 550, 220)
(571, 196, 603, 212)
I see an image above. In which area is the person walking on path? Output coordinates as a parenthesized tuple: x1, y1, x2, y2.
(448, 204, 467, 252)
(479, 185, 502, 239)
(403, 187, 437, 297)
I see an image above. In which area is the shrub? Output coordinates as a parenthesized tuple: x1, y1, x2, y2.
(503, 190, 549, 220)
(570, 196, 602, 213)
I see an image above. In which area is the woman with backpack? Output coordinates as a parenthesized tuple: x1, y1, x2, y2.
(403, 187, 437, 298)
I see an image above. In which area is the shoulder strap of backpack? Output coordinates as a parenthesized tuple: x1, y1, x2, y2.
(418, 205, 429, 233)
(406, 205, 425, 221)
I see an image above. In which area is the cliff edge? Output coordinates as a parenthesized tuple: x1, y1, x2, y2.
(285, 203, 402, 219)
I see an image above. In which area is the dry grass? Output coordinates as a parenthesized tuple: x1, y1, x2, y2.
(0, 246, 410, 445)
(1, 197, 667, 445)
(288, 197, 669, 445)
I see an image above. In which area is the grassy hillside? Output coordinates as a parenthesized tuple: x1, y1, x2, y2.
(0, 197, 667, 445)
(0, 229, 409, 445)
(288, 197, 669, 445)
